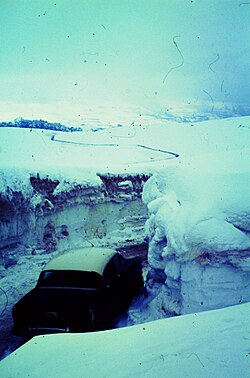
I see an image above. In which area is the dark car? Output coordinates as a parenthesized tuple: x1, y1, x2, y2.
(12, 247, 143, 338)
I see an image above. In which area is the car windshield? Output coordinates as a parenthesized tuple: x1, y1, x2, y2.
(38, 270, 103, 289)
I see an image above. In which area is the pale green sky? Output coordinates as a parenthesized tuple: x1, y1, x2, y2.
(0, 0, 249, 108)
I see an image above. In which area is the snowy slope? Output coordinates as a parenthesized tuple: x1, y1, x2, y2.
(0, 302, 249, 378)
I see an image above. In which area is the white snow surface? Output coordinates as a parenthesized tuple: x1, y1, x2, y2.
(0, 302, 249, 378)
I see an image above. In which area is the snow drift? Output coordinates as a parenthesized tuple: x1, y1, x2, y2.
(0, 302, 249, 378)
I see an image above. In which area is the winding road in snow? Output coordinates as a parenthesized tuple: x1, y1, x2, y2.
(51, 135, 179, 165)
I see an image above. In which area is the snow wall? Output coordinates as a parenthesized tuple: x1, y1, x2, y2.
(140, 150, 250, 317)
(0, 172, 149, 254)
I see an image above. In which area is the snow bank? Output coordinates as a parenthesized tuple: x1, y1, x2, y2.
(0, 167, 149, 251)
(142, 117, 250, 315)
(0, 302, 249, 377)
(144, 149, 250, 263)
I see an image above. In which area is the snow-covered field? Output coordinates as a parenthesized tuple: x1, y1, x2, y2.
(0, 103, 250, 374)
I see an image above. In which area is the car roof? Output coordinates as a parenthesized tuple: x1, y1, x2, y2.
(43, 247, 117, 275)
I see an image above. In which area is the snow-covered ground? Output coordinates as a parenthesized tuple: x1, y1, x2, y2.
(0, 103, 250, 369)
(0, 302, 249, 378)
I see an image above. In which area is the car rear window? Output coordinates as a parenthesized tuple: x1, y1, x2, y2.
(38, 270, 103, 289)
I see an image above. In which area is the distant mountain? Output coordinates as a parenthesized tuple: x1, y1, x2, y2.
(152, 102, 250, 123)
